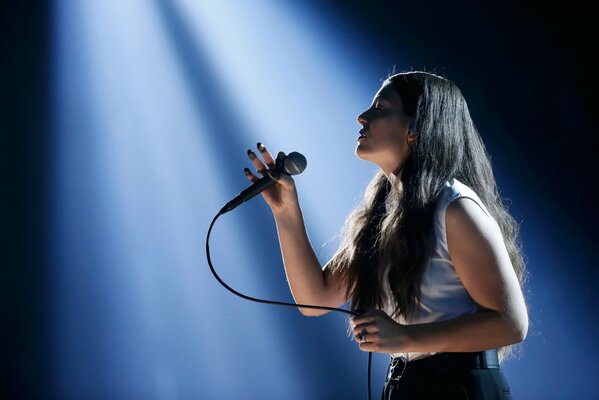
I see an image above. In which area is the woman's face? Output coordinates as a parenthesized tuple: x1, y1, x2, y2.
(355, 83, 416, 178)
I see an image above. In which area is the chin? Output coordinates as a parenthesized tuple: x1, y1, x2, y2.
(355, 148, 368, 160)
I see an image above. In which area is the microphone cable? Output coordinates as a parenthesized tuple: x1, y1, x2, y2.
(205, 211, 373, 400)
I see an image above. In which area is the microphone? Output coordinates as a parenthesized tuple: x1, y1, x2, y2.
(219, 151, 307, 215)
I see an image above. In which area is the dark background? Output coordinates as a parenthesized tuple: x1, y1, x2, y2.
(2, 1, 50, 397)
(2, 0, 595, 398)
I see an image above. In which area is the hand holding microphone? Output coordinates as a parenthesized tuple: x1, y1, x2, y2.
(219, 142, 307, 215)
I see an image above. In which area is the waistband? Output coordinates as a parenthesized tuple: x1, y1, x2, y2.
(386, 349, 499, 382)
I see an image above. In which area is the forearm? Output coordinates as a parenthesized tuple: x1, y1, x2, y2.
(273, 206, 325, 314)
(403, 309, 525, 353)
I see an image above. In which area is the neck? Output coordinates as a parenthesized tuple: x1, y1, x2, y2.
(383, 160, 405, 182)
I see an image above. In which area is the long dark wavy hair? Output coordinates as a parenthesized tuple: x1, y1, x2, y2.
(326, 71, 530, 363)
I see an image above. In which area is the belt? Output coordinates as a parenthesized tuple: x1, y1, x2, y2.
(386, 349, 500, 382)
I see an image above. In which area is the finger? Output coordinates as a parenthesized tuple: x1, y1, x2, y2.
(355, 331, 379, 343)
(274, 151, 286, 170)
(267, 168, 296, 189)
(359, 342, 379, 352)
(354, 328, 369, 342)
(266, 169, 281, 181)
(276, 151, 286, 162)
(350, 314, 374, 327)
(256, 142, 276, 169)
(353, 322, 378, 336)
(257, 168, 268, 177)
(247, 149, 268, 175)
(355, 331, 374, 343)
(244, 167, 260, 183)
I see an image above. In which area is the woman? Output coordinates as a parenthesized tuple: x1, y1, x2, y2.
(243, 71, 529, 399)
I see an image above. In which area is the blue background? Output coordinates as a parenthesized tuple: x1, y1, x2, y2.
(3, 0, 595, 399)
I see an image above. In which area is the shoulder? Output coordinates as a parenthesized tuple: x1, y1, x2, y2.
(439, 178, 493, 221)
(443, 179, 501, 252)
(445, 195, 504, 265)
(446, 196, 497, 236)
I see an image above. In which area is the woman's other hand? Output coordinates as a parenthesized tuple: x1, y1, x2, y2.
(350, 308, 413, 354)
(244, 142, 299, 215)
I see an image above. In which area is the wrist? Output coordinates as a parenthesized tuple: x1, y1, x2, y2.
(395, 323, 419, 353)
(273, 203, 301, 219)
(272, 205, 303, 225)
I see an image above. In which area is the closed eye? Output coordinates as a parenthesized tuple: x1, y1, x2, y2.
(370, 107, 399, 119)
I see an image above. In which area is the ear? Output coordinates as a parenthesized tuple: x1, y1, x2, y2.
(407, 130, 417, 148)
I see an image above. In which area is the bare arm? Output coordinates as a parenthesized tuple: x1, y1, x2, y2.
(405, 197, 528, 352)
(273, 206, 350, 316)
(241, 143, 349, 316)
(349, 196, 527, 354)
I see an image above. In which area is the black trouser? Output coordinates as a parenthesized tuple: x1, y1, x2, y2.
(382, 351, 513, 400)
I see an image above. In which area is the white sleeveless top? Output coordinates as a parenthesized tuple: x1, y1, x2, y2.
(381, 177, 496, 362)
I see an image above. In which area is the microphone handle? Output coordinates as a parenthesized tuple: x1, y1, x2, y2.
(219, 174, 277, 214)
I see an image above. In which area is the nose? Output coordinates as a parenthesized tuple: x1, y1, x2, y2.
(357, 109, 369, 126)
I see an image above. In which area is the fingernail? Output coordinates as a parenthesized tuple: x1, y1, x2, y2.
(243, 167, 251, 175)
(247, 149, 255, 158)
(257, 142, 265, 151)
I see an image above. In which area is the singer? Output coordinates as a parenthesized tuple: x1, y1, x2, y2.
(243, 71, 528, 399)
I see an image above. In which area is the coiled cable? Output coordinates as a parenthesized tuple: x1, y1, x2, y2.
(205, 211, 373, 400)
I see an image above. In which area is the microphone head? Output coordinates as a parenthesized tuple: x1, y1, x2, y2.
(283, 151, 307, 175)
